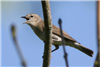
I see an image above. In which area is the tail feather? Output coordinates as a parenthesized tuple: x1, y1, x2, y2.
(71, 43, 93, 57)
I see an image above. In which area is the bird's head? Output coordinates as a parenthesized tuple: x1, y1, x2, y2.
(21, 13, 42, 26)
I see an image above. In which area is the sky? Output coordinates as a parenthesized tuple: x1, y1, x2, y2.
(1, 1, 97, 67)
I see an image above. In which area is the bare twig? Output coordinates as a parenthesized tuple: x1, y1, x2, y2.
(58, 19, 69, 67)
(11, 24, 27, 67)
(41, 0, 52, 67)
(94, 52, 99, 67)
(94, 1, 100, 67)
(97, 1, 100, 67)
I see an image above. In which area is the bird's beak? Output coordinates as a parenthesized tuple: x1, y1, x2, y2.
(21, 16, 29, 20)
(21, 16, 29, 24)
(21, 16, 26, 18)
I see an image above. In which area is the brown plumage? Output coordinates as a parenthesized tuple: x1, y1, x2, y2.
(22, 13, 94, 57)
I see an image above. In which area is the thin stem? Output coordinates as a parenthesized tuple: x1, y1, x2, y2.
(58, 19, 69, 67)
(11, 25, 27, 67)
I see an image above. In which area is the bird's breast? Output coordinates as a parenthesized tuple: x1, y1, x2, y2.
(32, 26, 44, 41)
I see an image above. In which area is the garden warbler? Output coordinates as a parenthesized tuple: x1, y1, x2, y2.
(21, 13, 93, 57)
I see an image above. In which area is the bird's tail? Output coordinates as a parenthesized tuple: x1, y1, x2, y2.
(69, 42, 93, 57)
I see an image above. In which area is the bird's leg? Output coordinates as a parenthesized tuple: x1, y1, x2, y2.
(42, 45, 59, 58)
(51, 45, 59, 52)
(42, 40, 59, 58)
(43, 40, 59, 53)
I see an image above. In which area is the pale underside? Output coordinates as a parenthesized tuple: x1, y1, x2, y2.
(30, 19, 79, 46)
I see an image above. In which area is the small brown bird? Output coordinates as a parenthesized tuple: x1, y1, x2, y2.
(21, 13, 93, 57)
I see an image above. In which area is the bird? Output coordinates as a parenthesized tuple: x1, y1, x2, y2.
(21, 13, 93, 57)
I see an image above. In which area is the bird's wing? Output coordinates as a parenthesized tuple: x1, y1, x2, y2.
(40, 20, 77, 42)
(52, 25, 77, 42)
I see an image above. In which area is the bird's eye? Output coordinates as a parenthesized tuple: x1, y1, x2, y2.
(30, 15, 33, 18)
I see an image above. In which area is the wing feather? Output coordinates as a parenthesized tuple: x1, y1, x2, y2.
(52, 25, 77, 42)
(40, 20, 77, 42)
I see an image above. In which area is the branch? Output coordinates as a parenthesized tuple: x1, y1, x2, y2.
(98, 1, 100, 67)
(11, 24, 27, 67)
(41, 0, 52, 67)
(94, 1, 100, 67)
(58, 19, 69, 67)
(94, 52, 99, 67)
